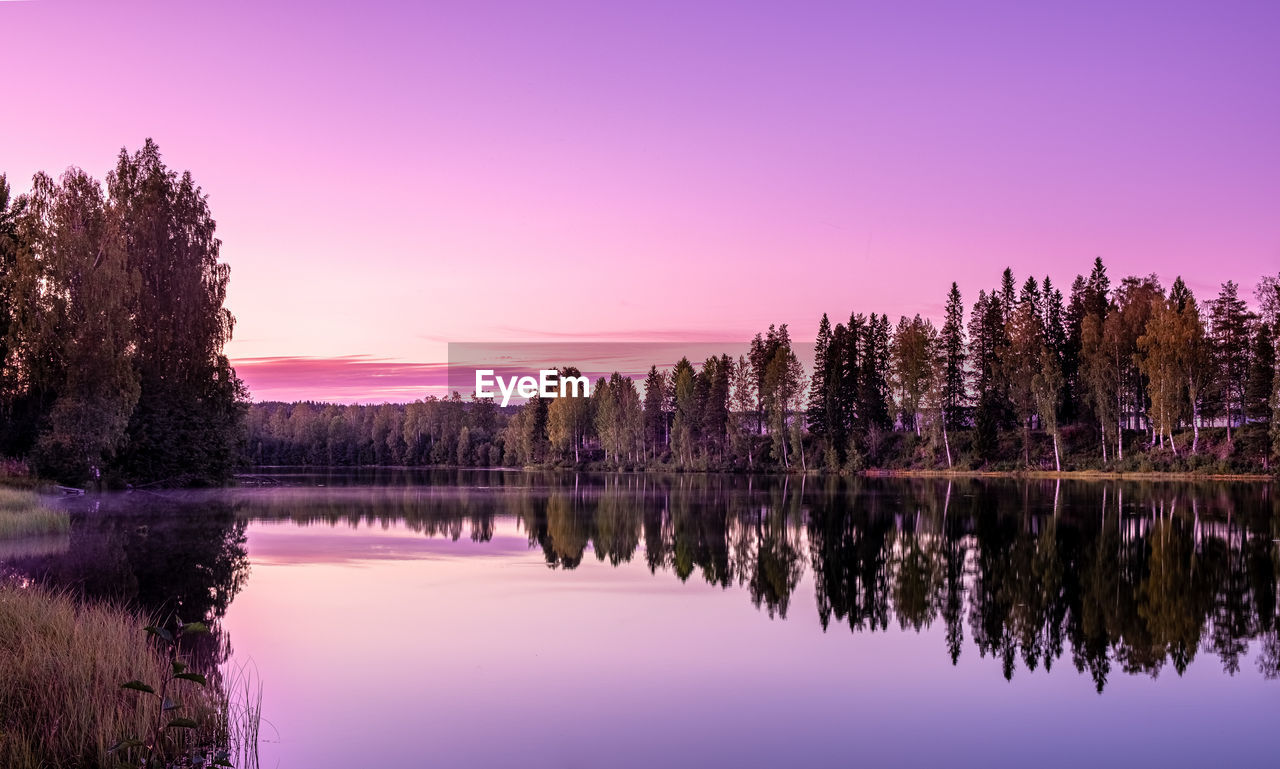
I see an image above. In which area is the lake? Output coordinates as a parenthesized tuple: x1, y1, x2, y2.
(4, 471, 1277, 768)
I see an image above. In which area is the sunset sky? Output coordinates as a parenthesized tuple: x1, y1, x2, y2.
(3, 0, 1277, 402)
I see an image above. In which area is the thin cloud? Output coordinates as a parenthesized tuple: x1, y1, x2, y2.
(232, 355, 451, 404)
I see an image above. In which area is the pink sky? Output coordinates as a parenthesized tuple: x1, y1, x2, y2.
(3, 0, 1277, 402)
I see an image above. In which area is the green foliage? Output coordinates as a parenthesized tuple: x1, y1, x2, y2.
(0, 143, 245, 486)
(234, 258, 1279, 476)
(113, 617, 224, 768)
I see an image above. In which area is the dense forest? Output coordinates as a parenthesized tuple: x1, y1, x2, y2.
(0, 142, 246, 486)
(249, 260, 1280, 475)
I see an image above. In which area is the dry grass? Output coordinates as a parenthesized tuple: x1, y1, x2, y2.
(0, 489, 69, 539)
(0, 583, 222, 768)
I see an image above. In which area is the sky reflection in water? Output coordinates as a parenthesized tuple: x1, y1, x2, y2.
(8, 472, 1278, 767)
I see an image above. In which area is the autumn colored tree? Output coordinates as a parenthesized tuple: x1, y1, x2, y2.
(890, 314, 937, 436)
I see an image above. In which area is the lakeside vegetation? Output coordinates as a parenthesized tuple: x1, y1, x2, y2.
(0, 488, 68, 539)
(0, 584, 228, 768)
(0, 143, 245, 488)
(248, 260, 1280, 476)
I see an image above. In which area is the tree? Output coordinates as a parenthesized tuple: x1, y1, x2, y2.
(1245, 323, 1274, 424)
(729, 354, 757, 467)
(1032, 340, 1064, 471)
(0, 174, 25, 430)
(807, 314, 833, 439)
(890, 314, 937, 436)
(548, 366, 590, 462)
(1209, 281, 1253, 443)
(1080, 312, 1118, 462)
(109, 140, 247, 484)
(1168, 278, 1210, 452)
(1138, 294, 1185, 453)
(699, 355, 731, 462)
(20, 170, 140, 482)
(642, 366, 667, 461)
(969, 290, 1005, 461)
(939, 283, 967, 429)
(761, 339, 802, 468)
(1006, 278, 1045, 466)
(858, 314, 892, 434)
(670, 357, 698, 467)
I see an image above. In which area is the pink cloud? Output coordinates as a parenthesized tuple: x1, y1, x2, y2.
(233, 356, 451, 404)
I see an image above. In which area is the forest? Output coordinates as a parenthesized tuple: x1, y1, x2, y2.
(2, 146, 1278, 482)
(0, 142, 246, 486)
(249, 260, 1280, 475)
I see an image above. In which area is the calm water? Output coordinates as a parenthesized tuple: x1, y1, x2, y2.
(5, 471, 1278, 768)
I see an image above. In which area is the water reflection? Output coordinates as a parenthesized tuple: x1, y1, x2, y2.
(6, 497, 250, 672)
(7, 473, 1279, 693)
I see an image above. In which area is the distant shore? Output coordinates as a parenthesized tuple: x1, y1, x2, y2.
(235, 464, 1275, 484)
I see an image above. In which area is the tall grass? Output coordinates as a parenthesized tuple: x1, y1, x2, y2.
(0, 584, 224, 768)
(0, 488, 69, 539)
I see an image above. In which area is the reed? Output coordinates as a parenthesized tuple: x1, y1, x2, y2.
(0, 584, 224, 768)
(0, 489, 69, 539)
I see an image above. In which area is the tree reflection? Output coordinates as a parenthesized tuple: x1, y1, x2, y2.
(7, 473, 1278, 693)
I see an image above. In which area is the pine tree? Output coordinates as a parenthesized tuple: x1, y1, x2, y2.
(642, 366, 666, 461)
(1245, 322, 1274, 423)
(858, 314, 892, 433)
(939, 283, 967, 429)
(1063, 274, 1089, 424)
(1209, 281, 1253, 443)
(806, 313, 833, 438)
(670, 357, 698, 467)
(968, 290, 1004, 461)
(1006, 280, 1045, 465)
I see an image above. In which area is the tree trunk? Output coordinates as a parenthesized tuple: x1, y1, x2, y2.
(1101, 419, 1108, 463)
(798, 429, 807, 472)
(1190, 390, 1200, 453)
(1024, 420, 1031, 467)
(942, 417, 953, 469)
(1116, 388, 1124, 460)
(1052, 431, 1061, 472)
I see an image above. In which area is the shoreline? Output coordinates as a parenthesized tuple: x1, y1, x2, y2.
(856, 468, 1273, 482)
(236, 465, 1276, 483)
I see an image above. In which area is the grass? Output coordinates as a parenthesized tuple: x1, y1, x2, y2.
(0, 584, 226, 769)
(0, 488, 69, 539)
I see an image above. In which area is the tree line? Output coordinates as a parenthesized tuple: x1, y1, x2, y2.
(249, 259, 1280, 474)
(0, 142, 246, 486)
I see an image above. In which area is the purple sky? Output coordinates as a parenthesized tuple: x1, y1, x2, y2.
(3, 0, 1278, 402)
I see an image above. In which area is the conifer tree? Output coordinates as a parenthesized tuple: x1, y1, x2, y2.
(939, 283, 967, 429)
(642, 366, 667, 460)
(1209, 281, 1253, 443)
(807, 313, 833, 438)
